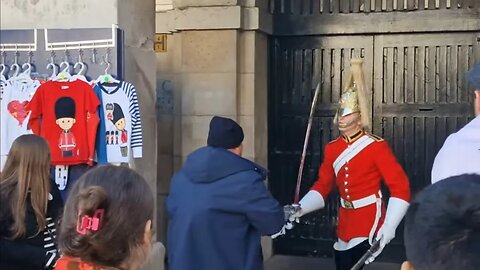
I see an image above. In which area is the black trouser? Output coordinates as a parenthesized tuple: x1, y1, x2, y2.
(334, 240, 371, 270)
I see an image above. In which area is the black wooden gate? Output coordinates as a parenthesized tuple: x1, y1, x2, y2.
(268, 0, 480, 263)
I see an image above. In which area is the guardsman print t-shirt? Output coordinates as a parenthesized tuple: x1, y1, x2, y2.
(27, 80, 100, 165)
(95, 81, 143, 163)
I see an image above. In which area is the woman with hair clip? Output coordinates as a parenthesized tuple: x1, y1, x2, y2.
(0, 134, 64, 270)
(55, 165, 154, 270)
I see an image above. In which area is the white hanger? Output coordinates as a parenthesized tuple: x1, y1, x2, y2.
(46, 54, 58, 80)
(10, 63, 21, 77)
(11, 62, 34, 84)
(54, 61, 72, 81)
(0, 63, 7, 82)
(71, 52, 88, 82)
(95, 52, 119, 84)
(10, 51, 22, 78)
(0, 52, 7, 81)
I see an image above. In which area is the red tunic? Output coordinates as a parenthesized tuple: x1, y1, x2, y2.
(58, 130, 76, 151)
(120, 129, 128, 144)
(311, 131, 411, 242)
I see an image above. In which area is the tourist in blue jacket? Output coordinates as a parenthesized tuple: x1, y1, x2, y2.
(167, 116, 285, 270)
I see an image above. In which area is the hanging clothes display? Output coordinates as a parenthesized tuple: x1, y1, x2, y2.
(27, 79, 100, 165)
(0, 27, 145, 202)
(0, 77, 41, 169)
(95, 81, 143, 163)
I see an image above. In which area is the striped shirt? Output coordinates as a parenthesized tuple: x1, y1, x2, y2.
(96, 81, 143, 163)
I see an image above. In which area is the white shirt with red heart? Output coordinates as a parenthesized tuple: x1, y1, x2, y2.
(0, 79, 41, 169)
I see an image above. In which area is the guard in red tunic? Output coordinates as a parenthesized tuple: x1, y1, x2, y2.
(55, 97, 77, 158)
(291, 59, 411, 270)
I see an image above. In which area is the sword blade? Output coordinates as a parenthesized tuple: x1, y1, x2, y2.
(350, 240, 381, 270)
(293, 82, 321, 204)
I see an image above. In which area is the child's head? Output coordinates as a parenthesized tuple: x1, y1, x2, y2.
(57, 165, 154, 270)
(402, 174, 480, 270)
(0, 134, 51, 239)
(2, 134, 51, 177)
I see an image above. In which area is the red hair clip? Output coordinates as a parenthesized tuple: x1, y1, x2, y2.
(76, 209, 105, 235)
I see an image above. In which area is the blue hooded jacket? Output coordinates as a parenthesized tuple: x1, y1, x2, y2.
(166, 146, 285, 270)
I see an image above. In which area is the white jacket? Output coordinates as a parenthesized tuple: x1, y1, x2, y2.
(431, 115, 480, 183)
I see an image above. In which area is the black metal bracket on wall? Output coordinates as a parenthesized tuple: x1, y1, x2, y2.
(0, 26, 124, 81)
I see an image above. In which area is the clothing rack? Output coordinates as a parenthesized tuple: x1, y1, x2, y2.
(44, 25, 117, 51)
(0, 27, 124, 80)
(0, 29, 37, 52)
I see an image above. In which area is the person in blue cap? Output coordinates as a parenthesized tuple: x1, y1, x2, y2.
(166, 116, 285, 270)
(431, 64, 480, 183)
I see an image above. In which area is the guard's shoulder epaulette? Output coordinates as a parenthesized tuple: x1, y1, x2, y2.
(366, 133, 384, 142)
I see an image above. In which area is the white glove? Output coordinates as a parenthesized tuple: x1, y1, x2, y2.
(298, 190, 325, 217)
(271, 191, 325, 239)
(365, 197, 409, 264)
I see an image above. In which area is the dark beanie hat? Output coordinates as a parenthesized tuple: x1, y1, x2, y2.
(112, 103, 125, 124)
(467, 63, 480, 90)
(54, 97, 76, 119)
(207, 116, 244, 149)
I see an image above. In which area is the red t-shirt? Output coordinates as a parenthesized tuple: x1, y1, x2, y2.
(27, 80, 100, 165)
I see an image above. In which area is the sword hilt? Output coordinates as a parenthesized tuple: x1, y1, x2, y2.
(283, 204, 301, 222)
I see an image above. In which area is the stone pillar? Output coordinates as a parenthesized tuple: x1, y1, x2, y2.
(117, 0, 157, 204)
(155, 0, 275, 260)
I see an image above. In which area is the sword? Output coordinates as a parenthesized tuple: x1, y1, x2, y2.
(293, 82, 322, 205)
(350, 240, 381, 270)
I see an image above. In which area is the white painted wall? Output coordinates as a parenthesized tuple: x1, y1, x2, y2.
(0, 0, 118, 29)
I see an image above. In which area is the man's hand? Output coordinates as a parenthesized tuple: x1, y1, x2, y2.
(283, 204, 302, 223)
(271, 204, 302, 239)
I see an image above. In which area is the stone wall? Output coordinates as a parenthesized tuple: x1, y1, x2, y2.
(155, 0, 274, 260)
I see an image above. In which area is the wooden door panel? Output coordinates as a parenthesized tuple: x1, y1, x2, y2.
(269, 32, 478, 262)
(373, 33, 478, 188)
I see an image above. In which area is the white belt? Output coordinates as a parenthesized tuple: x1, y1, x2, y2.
(340, 191, 382, 209)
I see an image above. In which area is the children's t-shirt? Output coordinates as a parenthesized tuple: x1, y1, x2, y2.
(96, 81, 143, 163)
(0, 79, 40, 169)
(27, 80, 100, 165)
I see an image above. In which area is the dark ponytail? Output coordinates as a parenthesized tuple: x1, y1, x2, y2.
(60, 186, 108, 257)
(57, 166, 154, 268)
